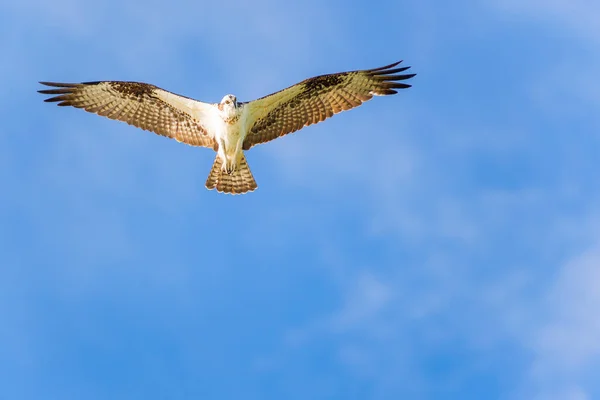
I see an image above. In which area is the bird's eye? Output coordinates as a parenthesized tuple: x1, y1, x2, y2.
(226, 100, 230, 104)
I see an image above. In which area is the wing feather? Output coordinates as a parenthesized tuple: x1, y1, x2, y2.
(39, 81, 217, 148)
(243, 60, 416, 149)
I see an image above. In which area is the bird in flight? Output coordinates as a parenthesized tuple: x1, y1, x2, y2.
(39, 60, 415, 194)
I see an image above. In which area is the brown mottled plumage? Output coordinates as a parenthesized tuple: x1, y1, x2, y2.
(242, 61, 415, 149)
(39, 81, 215, 148)
(39, 60, 415, 195)
(205, 154, 257, 194)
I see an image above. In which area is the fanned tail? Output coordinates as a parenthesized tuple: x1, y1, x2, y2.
(205, 154, 258, 194)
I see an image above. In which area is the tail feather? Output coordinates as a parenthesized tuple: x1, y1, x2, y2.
(205, 154, 258, 194)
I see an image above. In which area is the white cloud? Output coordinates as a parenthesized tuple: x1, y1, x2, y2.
(329, 272, 393, 332)
(259, 143, 600, 395)
(480, 4, 600, 394)
(522, 242, 600, 398)
(529, 61, 600, 117)
(531, 386, 590, 400)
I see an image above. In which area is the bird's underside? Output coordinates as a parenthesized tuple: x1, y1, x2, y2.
(39, 60, 416, 195)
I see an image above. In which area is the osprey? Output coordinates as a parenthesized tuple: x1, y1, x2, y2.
(39, 61, 415, 194)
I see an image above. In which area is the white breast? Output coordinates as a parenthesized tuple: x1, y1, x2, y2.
(206, 104, 250, 155)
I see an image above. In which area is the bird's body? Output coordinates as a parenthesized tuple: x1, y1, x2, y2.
(214, 95, 248, 173)
(39, 60, 416, 194)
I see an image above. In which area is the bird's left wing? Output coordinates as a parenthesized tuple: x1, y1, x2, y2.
(39, 81, 217, 148)
(242, 61, 415, 150)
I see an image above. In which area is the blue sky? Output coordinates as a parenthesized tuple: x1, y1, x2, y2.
(1, 0, 599, 399)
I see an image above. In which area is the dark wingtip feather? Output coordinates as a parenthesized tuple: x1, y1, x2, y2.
(377, 66, 411, 75)
(368, 60, 403, 72)
(368, 61, 416, 92)
(387, 83, 413, 89)
(43, 94, 72, 102)
(38, 88, 75, 95)
(39, 81, 78, 87)
(39, 82, 80, 103)
(376, 68, 416, 92)
(383, 73, 417, 81)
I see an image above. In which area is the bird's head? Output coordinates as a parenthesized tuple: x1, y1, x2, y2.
(219, 94, 238, 112)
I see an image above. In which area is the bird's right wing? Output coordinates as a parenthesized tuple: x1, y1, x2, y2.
(39, 81, 217, 149)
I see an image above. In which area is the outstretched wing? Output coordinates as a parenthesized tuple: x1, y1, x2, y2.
(39, 81, 217, 148)
(242, 61, 415, 149)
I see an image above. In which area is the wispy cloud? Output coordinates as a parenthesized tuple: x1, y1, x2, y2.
(492, 0, 600, 43)
(522, 241, 600, 399)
